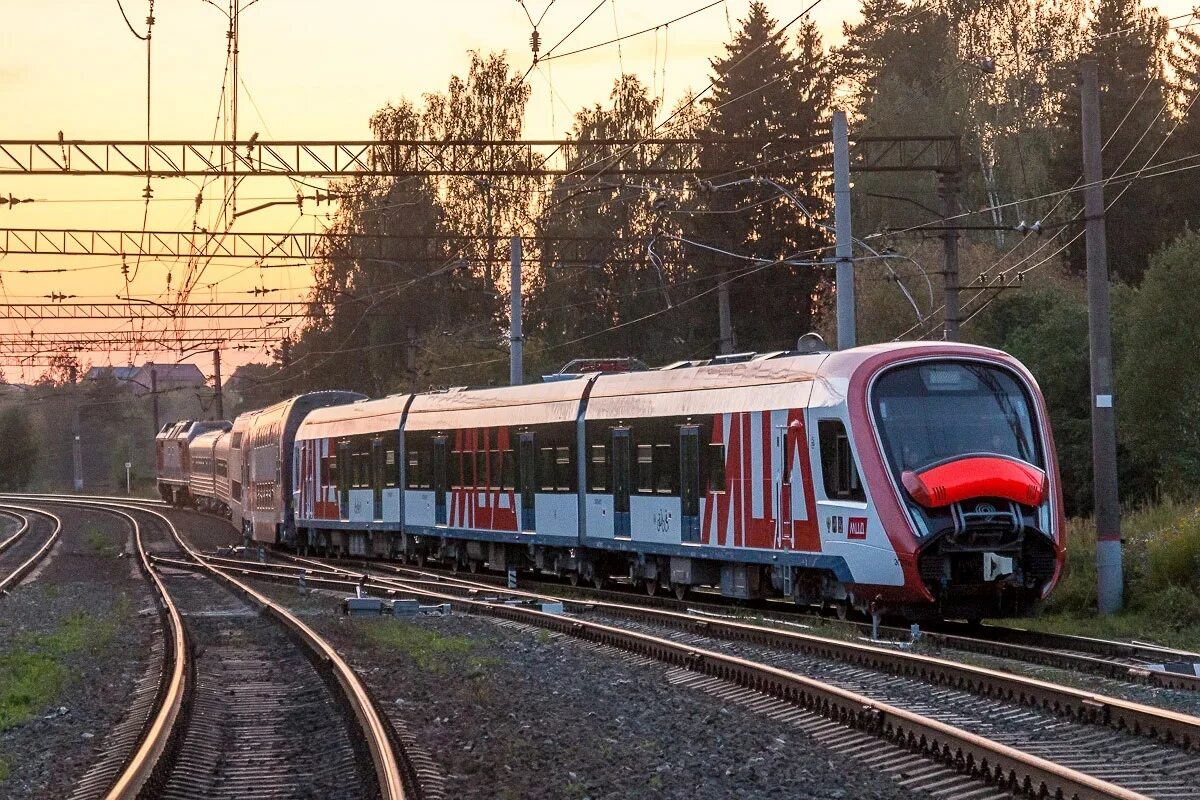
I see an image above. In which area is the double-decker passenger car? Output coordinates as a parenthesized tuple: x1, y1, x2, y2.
(235, 391, 366, 543)
(155, 419, 231, 504)
(272, 341, 1064, 620)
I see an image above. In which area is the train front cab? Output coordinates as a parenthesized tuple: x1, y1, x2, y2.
(859, 352, 1063, 620)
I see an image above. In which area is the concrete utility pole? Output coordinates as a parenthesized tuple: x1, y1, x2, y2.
(212, 349, 224, 419)
(72, 409, 82, 492)
(939, 173, 962, 340)
(716, 271, 735, 355)
(150, 367, 160, 432)
(833, 110, 856, 350)
(1080, 59, 1123, 614)
(509, 236, 523, 386)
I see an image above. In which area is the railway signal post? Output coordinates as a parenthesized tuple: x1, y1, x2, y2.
(1080, 59, 1123, 614)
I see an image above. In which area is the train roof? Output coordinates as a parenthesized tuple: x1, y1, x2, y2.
(155, 418, 231, 442)
(189, 427, 228, 449)
(291, 341, 1017, 439)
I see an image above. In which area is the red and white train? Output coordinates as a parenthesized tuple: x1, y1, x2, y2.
(158, 341, 1064, 620)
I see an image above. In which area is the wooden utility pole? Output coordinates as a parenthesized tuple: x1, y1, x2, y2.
(1080, 59, 1123, 614)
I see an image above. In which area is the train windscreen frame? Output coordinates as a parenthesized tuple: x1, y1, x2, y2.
(870, 360, 1043, 484)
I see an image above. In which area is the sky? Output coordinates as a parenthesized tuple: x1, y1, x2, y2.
(0, 0, 1194, 383)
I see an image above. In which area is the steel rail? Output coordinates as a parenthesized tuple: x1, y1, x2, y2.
(10, 495, 410, 800)
(95, 505, 188, 800)
(0, 509, 30, 555)
(290, 555, 1200, 753)
(0, 504, 61, 593)
(323, 551, 1200, 693)
(164, 552, 1147, 800)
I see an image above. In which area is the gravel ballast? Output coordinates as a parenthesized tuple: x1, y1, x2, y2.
(248, 580, 930, 800)
(0, 505, 158, 800)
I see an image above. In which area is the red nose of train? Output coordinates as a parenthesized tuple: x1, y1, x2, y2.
(901, 455, 1047, 509)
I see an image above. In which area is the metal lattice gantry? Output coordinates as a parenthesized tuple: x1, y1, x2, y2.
(0, 135, 958, 177)
(0, 229, 652, 261)
(0, 327, 287, 355)
(0, 137, 830, 177)
(0, 302, 312, 320)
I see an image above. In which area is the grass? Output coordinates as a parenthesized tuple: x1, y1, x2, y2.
(0, 610, 121, 731)
(0, 605, 124, 782)
(357, 620, 501, 679)
(1015, 498, 1200, 650)
(86, 528, 121, 558)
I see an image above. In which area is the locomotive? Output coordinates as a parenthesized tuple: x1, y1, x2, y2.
(158, 341, 1064, 621)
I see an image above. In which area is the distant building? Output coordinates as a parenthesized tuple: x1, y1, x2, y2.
(85, 362, 207, 397)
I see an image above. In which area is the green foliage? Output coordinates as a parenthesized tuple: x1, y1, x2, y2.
(1118, 230, 1200, 494)
(1041, 500, 1200, 646)
(0, 610, 119, 731)
(1049, 0, 1175, 284)
(360, 621, 478, 673)
(0, 406, 37, 491)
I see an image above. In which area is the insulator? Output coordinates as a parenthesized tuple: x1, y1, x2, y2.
(530, 29, 541, 56)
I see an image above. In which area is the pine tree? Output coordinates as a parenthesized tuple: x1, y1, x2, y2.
(1049, 0, 1172, 284)
(687, 3, 833, 352)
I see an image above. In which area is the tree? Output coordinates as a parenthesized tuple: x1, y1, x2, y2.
(528, 76, 698, 365)
(286, 52, 530, 395)
(0, 406, 38, 490)
(688, 4, 833, 352)
(1049, 0, 1172, 284)
(1118, 230, 1200, 494)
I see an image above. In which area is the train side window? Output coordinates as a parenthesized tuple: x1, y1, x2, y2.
(818, 420, 865, 502)
(654, 443, 676, 494)
(539, 447, 556, 491)
(554, 446, 572, 491)
(589, 444, 609, 492)
(451, 448, 464, 489)
(475, 450, 488, 487)
(636, 444, 654, 494)
(501, 449, 516, 491)
(708, 443, 726, 492)
(385, 448, 398, 488)
(231, 432, 243, 449)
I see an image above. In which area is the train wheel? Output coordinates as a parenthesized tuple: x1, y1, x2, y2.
(592, 574, 606, 590)
(468, 559, 480, 574)
(644, 579, 658, 596)
(415, 553, 426, 568)
(567, 571, 581, 587)
(672, 582, 688, 601)
(834, 600, 849, 621)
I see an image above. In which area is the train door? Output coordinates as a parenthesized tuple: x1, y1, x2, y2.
(371, 437, 384, 522)
(612, 428, 631, 538)
(433, 436, 448, 526)
(772, 424, 789, 549)
(679, 425, 701, 543)
(337, 440, 351, 520)
(518, 432, 535, 532)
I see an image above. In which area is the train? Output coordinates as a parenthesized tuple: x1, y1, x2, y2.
(155, 340, 1065, 621)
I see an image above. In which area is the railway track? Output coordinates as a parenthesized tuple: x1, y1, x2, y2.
(166, 547, 1181, 799)
(0, 504, 62, 594)
(4, 496, 413, 800)
(68, 497, 1200, 690)
(292, 549, 1200, 695)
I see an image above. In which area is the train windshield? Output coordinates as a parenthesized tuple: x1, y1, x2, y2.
(870, 361, 1041, 479)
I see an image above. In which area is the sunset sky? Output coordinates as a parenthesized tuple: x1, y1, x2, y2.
(0, 0, 1194, 382)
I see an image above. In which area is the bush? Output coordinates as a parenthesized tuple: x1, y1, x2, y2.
(1044, 499, 1200, 642)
